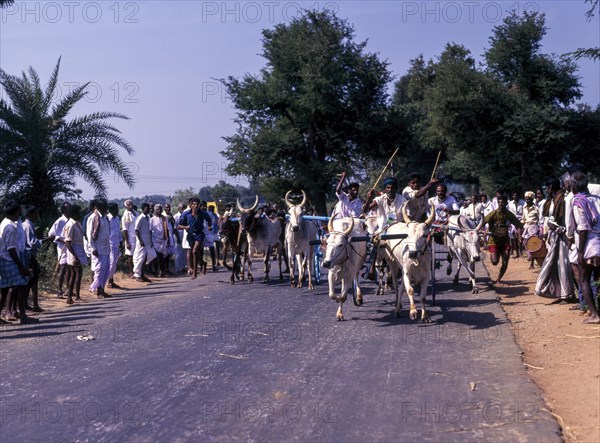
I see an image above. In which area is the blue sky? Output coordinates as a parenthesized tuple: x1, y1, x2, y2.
(1, 1, 598, 199)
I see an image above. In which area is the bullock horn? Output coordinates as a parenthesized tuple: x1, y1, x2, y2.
(342, 217, 354, 236)
(284, 191, 293, 208)
(425, 202, 436, 226)
(249, 195, 259, 212)
(475, 216, 484, 231)
(300, 190, 307, 207)
(402, 202, 411, 224)
(328, 213, 335, 233)
(236, 198, 245, 212)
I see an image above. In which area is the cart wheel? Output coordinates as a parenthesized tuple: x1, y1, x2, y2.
(313, 247, 322, 285)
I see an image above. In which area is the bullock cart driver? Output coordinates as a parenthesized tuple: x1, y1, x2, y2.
(427, 183, 460, 271)
(363, 177, 407, 230)
(483, 195, 523, 283)
(334, 171, 363, 218)
(177, 198, 212, 280)
(402, 173, 438, 222)
(362, 177, 407, 279)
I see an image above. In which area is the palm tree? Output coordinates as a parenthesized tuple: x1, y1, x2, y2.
(0, 1, 15, 7)
(0, 58, 135, 218)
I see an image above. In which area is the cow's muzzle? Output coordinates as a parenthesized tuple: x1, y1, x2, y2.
(322, 260, 331, 269)
(408, 250, 418, 259)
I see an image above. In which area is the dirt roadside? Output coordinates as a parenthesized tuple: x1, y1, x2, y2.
(484, 253, 600, 443)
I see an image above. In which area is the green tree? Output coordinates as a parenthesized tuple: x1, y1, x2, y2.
(198, 180, 255, 204)
(171, 187, 198, 207)
(221, 10, 393, 213)
(391, 55, 440, 182)
(485, 11, 581, 106)
(413, 12, 583, 193)
(0, 1, 14, 7)
(0, 58, 135, 217)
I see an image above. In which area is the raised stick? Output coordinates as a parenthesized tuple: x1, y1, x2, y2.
(430, 150, 442, 181)
(372, 147, 400, 189)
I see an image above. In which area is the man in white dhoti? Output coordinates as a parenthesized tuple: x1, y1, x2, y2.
(150, 204, 169, 277)
(121, 199, 137, 277)
(107, 203, 122, 289)
(521, 191, 541, 269)
(48, 202, 71, 297)
(133, 203, 154, 282)
(64, 205, 88, 305)
(535, 177, 575, 301)
(87, 199, 111, 298)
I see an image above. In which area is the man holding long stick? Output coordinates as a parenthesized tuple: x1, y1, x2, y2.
(402, 172, 439, 222)
(363, 177, 407, 232)
(362, 177, 407, 281)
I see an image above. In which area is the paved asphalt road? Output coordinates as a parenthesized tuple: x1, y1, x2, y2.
(1, 259, 561, 443)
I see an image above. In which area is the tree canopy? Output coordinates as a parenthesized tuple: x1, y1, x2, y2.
(391, 11, 594, 194)
(221, 10, 394, 213)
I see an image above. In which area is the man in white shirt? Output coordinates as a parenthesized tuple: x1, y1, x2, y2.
(133, 203, 153, 282)
(107, 203, 122, 289)
(428, 184, 460, 225)
(508, 191, 526, 257)
(480, 194, 494, 217)
(535, 189, 547, 236)
(150, 204, 169, 277)
(461, 193, 483, 225)
(363, 177, 407, 280)
(0, 201, 37, 324)
(522, 191, 541, 268)
(364, 177, 407, 232)
(333, 171, 363, 219)
(48, 202, 71, 297)
(87, 199, 111, 298)
(402, 173, 438, 222)
(121, 199, 138, 277)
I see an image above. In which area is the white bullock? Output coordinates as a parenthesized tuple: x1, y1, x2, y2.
(385, 204, 435, 321)
(446, 215, 483, 293)
(285, 190, 318, 289)
(322, 217, 367, 321)
(237, 196, 283, 283)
